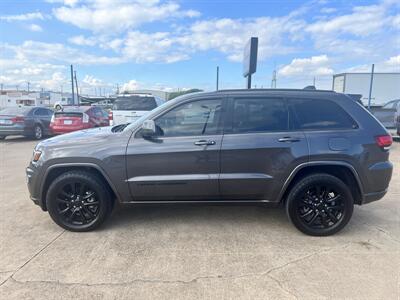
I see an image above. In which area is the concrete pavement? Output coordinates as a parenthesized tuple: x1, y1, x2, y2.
(0, 136, 399, 299)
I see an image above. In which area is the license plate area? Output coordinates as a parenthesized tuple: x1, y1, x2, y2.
(0, 119, 12, 125)
(63, 120, 73, 125)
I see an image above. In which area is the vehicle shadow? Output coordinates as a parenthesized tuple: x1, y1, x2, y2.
(104, 204, 290, 231)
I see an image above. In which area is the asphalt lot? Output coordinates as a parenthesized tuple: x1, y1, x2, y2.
(0, 136, 399, 300)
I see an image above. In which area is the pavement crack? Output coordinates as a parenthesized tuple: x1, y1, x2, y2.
(362, 222, 400, 244)
(0, 230, 66, 288)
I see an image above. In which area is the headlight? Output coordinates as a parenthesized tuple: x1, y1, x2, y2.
(32, 150, 42, 162)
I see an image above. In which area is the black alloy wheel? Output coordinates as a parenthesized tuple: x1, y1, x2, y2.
(46, 171, 112, 231)
(286, 174, 353, 236)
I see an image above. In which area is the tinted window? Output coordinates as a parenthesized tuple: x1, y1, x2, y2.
(232, 98, 289, 133)
(154, 99, 222, 137)
(34, 108, 51, 116)
(113, 96, 157, 111)
(290, 98, 357, 130)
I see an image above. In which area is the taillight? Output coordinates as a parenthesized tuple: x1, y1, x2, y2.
(11, 115, 25, 123)
(82, 113, 89, 123)
(108, 111, 113, 125)
(375, 135, 392, 149)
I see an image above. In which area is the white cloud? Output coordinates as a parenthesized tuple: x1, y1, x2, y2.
(278, 55, 334, 77)
(179, 17, 305, 62)
(68, 35, 97, 46)
(53, 0, 200, 33)
(3, 40, 123, 65)
(121, 80, 140, 92)
(345, 55, 400, 72)
(28, 24, 43, 32)
(0, 12, 45, 22)
(82, 75, 103, 86)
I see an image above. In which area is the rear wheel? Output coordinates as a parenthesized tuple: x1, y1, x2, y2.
(33, 124, 43, 140)
(46, 171, 112, 232)
(286, 174, 354, 236)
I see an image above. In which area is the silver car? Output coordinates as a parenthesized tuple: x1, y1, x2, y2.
(372, 99, 400, 128)
(395, 102, 400, 136)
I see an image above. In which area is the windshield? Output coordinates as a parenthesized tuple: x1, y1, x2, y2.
(112, 96, 157, 111)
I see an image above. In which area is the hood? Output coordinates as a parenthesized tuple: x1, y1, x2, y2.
(36, 126, 122, 152)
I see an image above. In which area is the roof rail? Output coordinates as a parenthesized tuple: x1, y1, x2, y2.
(216, 88, 335, 93)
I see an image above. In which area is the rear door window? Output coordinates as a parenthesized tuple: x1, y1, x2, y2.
(230, 98, 289, 133)
(289, 98, 357, 130)
(113, 96, 157, 111)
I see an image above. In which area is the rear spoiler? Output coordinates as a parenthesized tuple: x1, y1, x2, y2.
(346, 94, 363, 105)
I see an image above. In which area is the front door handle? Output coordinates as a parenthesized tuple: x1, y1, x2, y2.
(194, 140, 216, 146)
(278, 137, 301, 143)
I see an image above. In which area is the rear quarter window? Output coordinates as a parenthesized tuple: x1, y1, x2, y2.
(289, 98, 358, 130)
(113, 96, 157, 111)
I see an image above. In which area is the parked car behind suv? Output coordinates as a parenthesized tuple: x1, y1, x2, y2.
(26, 89, 393, 236)
(395, 102, 400, 136)
(371, 99, 400, 128)
(50, 106, 109, 135)
(110, 93, 165, 125)
(0, 106, 53, 140)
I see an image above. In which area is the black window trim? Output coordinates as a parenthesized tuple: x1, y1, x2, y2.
(287, 96, 359, 132)
(135, 96, 228, 139)
(224, 96, 291, 135)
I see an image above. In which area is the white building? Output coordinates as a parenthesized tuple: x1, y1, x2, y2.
(332, 73, 400, 106)
(0, 90, 73, 108)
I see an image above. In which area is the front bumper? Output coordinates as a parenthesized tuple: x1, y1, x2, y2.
(26, 165, 46, 211)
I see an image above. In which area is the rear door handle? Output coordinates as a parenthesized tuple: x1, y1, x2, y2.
(278, 137, 301, 143)
(194, 140, 216, 146)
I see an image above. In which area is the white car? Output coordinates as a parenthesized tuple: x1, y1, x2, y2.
(110, 94, 165, 125)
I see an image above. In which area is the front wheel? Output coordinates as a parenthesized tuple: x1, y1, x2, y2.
(286, 174, 354, 236)
(46, 171, 113, 231)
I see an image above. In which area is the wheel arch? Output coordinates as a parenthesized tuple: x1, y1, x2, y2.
(279, 161, 364, 205)
(40, 163, 120, 211)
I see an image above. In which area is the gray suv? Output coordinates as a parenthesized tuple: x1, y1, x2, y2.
(26, 89, 393, 236)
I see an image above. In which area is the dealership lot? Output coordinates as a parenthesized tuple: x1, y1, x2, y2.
(0, 137, 399, 299)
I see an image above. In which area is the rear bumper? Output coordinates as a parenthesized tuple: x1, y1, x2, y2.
(361, 161, 393, 205)
(50, 125, 90, 134)
(362, 189, 388, 204)
(0, 125, 26, 136)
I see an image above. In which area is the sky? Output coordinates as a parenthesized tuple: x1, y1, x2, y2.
(0, 0, 399, 95)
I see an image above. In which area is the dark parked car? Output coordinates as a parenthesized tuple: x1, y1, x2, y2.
(0, 106, 53, 140)
(50, 106, 109, 135)
(371, 99, 400, 128)
(26, 89, 393, 236)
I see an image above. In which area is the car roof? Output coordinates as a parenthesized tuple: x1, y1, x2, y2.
(60, 106, 91, 112)
(174, 88, 337, 102)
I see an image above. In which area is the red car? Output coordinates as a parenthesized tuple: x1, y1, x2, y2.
(50, 106, 109, 135)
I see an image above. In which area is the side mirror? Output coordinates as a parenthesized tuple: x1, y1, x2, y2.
(141, 120, 156, 137)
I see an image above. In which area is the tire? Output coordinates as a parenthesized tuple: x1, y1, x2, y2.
(46, 171, 113, 232)
(0, 136, 5, 140)
(33, 124, 43, 140)
(286, 173, 354, 236)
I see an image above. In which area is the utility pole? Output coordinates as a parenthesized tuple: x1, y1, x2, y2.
(27, 81, 30, 92)
(216, 66, 219, 91)
(116, 84, 120, 95)
(368, 64, 375, 110)
(313, 76, 316, 87)
(0, 83, 3, 92)
(74, 71, 80, 106)
(70, 65, 75, 105)
(271, 62, 277, 88)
